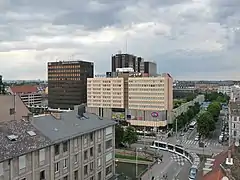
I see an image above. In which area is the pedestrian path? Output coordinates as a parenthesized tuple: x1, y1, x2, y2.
(180, 139, 222, 148)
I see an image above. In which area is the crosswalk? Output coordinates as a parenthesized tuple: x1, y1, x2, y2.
(180, 139, 222, 148)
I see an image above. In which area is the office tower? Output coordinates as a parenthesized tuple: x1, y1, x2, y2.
(111, 53, 144, 73)
(87, 70, 173, 130)
(144, 61, 157, 76)
(48, 60, 94, 109)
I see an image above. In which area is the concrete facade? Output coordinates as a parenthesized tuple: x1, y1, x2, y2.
(86, 73, 173, 128)
(0, 108, 116, 180)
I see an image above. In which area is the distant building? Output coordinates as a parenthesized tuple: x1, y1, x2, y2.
(7, 85, 42, 106)
(195, 82, 219, 92)
(0, 105, 116, 180)
(87, 71, 173, 129)
(217, 86, 232, 96)
(111, 53, 144, 73)
(144, 61, 157, 76)
(48, 60, 94, 110)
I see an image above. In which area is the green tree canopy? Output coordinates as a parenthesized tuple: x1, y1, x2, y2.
(197, 111, 215, 137)
(115, 124, 124, 148)
(207, 102, 221, 121)
(123, 126, 138, 147)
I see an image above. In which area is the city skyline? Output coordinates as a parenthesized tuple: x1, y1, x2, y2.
(0, 0, 240, 80)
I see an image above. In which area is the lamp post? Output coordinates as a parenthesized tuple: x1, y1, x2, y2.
(135, 147, 142, 179)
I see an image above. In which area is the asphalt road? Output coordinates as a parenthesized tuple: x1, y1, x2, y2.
(132, 144, 191, 180)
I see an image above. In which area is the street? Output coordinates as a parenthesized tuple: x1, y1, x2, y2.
(139, 149, 191, 180)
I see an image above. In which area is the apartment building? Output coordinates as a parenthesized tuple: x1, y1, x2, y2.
(0, 105, 116, 180)
(229, 101, 240, 143)
(48, 60, 94, 110)
(8, 85, 42, 106)
(86, 72, 173, 129)
(217, 86, 232, 96)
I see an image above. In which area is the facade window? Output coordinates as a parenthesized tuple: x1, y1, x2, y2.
(233, 123, 236, 128)
(63, 159, 67, 168)
(63, 175, 68, 180)
(90, 176, 94, 180)
(90, 133, 93, 141)
(98, 171, 102, 180)
(74, 154, 78, 163)
(74, 170, 78, 180)
(90, 162, 94, 172)
(39, 149, 45, 162)
(55, 162, 59, 173)
(84, 165, 88, 176)
(105, 152, 113, 162)
(20, 178, 26, 180)
(84, 150, 88, 160)
(40, 170, 45, 180)
(54, 144, 60, 155)
(63, 141, 68, 152)
(98, 144, 101, 153)
(74, 138, 78, 148)
(0, 163, 3, 176)
(106, 165, 112, 176)
(90, 147, 93, 157)
(97, 158, 101, 167)
(19, 155, 26, 170)
(98, 131, 101, 139)
(84, 135, 87, 144)
(234, 130, 237, 136)
(105, 139, 112, 150)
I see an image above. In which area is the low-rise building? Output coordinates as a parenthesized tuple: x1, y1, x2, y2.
(8, 85, 42, 106)
(0, 105, 116, 180)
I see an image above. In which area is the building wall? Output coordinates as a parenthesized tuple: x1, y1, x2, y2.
(20, 93, 42, 106)
(87, 78, 125, 108)
(217, 86, 232, 96)
(48, 61, 94, 110)
(0, 126, 115, 180)
(128, 76, 173, 112)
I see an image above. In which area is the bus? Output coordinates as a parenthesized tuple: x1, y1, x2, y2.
(189, 121, 197, 130)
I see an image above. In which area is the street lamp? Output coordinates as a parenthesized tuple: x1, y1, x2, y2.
(135, 147, 142, 178)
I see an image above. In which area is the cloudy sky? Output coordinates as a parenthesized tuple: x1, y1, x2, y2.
(0, 0, 239, 80)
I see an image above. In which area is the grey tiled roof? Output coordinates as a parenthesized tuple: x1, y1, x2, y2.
(0, 120, 51, 162)
(32, 110, 116, 143)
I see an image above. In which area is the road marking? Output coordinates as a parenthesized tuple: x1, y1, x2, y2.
(161, 159, 173, 173)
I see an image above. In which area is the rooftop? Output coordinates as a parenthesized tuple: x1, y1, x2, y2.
(32, 109, 116, 143)
(10, 85, 38, 94)
(0, 120, 51, 162)
(0, 95, 30, 122)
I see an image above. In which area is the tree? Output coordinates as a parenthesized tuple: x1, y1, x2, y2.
(123, 126, 138, 147)
(197, 111, 215, 137)
(115, 124, 124, 148)
(207, 102, 221, 121)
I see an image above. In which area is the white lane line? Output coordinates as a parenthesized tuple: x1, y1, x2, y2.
(161, 159, 173, 173)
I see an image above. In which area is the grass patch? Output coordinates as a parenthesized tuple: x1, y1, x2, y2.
(115, 154, 151, 162)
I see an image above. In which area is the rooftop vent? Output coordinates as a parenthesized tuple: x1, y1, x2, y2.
(27, 130, 36, 136)
(7, 134, 18, 141)
(53, 128, 58, 131)
(77, 104, 86, 117)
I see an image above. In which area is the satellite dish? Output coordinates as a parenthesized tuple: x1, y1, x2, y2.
(235, 141, 239, 147)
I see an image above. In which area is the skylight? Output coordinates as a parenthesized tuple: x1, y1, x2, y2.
(7, 134, 18, 141)
(27, 130, 36, 136)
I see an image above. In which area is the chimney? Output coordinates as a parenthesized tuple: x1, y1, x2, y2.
(77, 104, 86, 117)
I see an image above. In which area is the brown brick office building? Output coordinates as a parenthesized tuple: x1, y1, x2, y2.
(48, 60, 94, 109)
